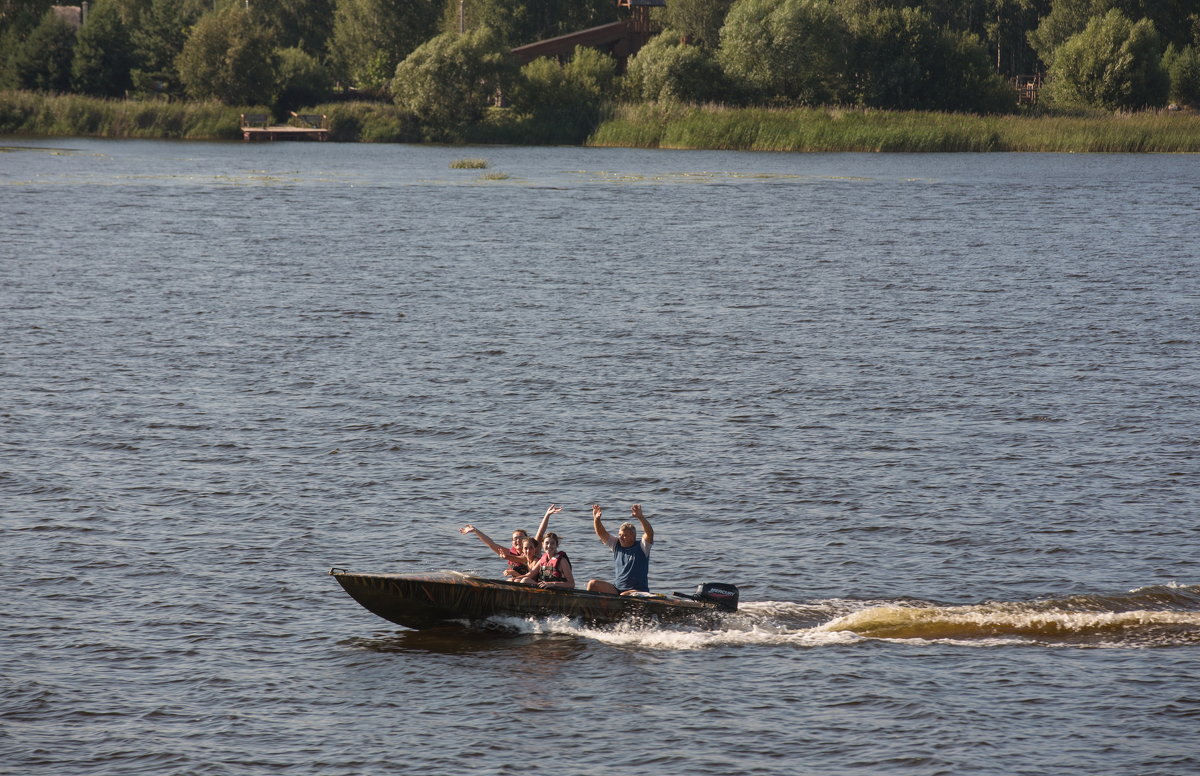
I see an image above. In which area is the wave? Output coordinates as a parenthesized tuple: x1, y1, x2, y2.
(482, 584, 1200, 650)
(814, 604, 1200, 645)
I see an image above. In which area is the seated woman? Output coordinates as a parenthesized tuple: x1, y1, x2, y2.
(510, 535, 544, 582)
(460, 504, 560, 578)
(516, 532, 574, 589)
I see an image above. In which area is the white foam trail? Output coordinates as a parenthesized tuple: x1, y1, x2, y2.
(491, 614, 860, 649)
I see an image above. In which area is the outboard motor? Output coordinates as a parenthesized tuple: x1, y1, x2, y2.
(694, 582, 739, 612)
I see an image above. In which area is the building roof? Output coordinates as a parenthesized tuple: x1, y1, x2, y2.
(51, 5, 83, 29)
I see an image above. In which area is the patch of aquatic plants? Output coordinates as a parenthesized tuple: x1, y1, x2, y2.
(450, 158, 489, 168)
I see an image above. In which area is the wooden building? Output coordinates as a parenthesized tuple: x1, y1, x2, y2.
(510, 0, 665, 66)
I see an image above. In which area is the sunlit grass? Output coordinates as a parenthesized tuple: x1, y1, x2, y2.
(589, 102, 1200, 153)
(0, 90, 245, 139)
(451, 158, 489, 169)
(4, 91, 1197, 152)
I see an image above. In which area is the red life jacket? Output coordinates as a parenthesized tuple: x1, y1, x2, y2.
(506, 547, 529, 576)
(536, 551, 570, 583)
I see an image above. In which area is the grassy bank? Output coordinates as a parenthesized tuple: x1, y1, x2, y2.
(0, 90, 249, 140)
(0, 91, 530, 144)
(589, 103, 1200, 153)
(5, 91, 1199, 152)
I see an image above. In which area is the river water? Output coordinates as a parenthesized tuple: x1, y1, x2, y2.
(2, 138, 1198, 775)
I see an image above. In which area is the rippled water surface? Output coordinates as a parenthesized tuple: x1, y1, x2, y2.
(3, 139, 1199, 775)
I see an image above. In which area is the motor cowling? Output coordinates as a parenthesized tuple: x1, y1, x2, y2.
(695, 582, 739, 611)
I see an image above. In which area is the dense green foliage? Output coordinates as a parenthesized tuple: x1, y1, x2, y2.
(1045, 9, 1168, 109)
(275, 47, 333, 114)
(328, 0, 440, 91)
(1164, 44, 1200, 107)
(1, 0, 1199, 141)
(510, 46, 618, 143)
(718, 0, 848, 105)
(842, 6, 1013, 112)
(391, 29, 515, 138)
(176, 7, 278, 105)
(661, 0, 737, 49)
(625, 32, 730, 103)
(11, 11, 76, 93)
(71, 0, 134, 97)
(126, 0, 207, 97)
(447, 0, 615, 46)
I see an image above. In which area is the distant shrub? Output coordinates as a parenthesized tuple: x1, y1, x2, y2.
(310, 101, 420, 142)
(391, 29, 515, 138)
(625, 32, 731, 104)
(508, 46, 618, 144)
(1046, 10, 1169, 111)
(275, 47, 333, 114)
(1164, 44, 1200, 107)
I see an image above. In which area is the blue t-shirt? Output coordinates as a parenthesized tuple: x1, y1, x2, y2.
(606, 537, 652, 592)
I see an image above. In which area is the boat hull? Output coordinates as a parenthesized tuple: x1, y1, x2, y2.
(330, 570, 729, 630)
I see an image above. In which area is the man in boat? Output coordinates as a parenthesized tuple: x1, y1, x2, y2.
(460, 504, 560, 578)
(586, 503, 653, 595)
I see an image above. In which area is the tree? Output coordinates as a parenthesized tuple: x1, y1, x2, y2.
(444, 0, 615, 46)
(1, 0, 56, 32)
(510, 46, 617, 141)
(127, 0, 207, 97)
(661, 0, 737, 50)
(1027, 0, 1117, 66)
(1163, 43, 1200, 107)
(718, 0, 849, 105)
(1046, 9, 1169, 110)
(275, 46, 333, 112)
(1029, 0, 1195, 67)
(250, 0, 336, 55)
(13, 10, 76, 93)
(328, 0, 441, 91)
(176, 7, 279, 105)
(624, 32, 731, 103)
(841, 6, 1013, 112)
(983, 0, 1050, 77)
(0, 0, 56, 87)
(71, 0, 135, 96)
(391, 28, 515, 135)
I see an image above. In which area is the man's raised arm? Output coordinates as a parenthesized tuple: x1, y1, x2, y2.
(592, 504, 611, 544)
(631, 503, 653, 544)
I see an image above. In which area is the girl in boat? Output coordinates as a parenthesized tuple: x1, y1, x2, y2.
(517, 532, 575, 589)
(460, 504, 560, 578)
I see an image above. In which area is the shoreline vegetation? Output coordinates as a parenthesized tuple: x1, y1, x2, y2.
(3, 90, 1199, 153)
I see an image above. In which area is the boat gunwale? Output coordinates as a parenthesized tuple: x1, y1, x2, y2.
(330, 569, 730, 629)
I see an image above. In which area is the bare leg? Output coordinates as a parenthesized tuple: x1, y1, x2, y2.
(587, 579, 620, 594)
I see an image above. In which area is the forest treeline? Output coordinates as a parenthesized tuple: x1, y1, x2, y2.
(2, 0, 1199, 144)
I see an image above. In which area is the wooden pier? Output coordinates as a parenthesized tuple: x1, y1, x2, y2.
(240, 113, 329, 142)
